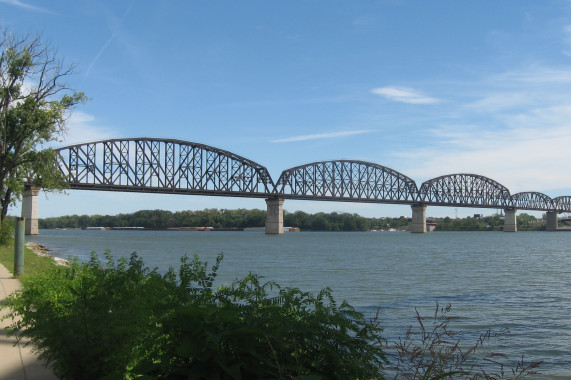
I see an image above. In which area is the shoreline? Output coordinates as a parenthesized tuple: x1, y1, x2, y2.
(25, 242, 68, 266)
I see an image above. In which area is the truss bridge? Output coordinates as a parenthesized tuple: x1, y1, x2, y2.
(21, 138, 571, 234)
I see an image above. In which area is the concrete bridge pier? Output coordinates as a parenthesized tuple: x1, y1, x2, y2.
(21, 185, 41, 235)
(410, 204, 427, 233)
(503, 208, 517, 232)
(546, 211, 558, 231)
(265, 198, 284, 234)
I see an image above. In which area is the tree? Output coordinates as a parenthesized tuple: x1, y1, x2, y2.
(0, 29, 86, 221)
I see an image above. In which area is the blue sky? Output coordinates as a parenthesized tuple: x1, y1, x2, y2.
(3, 0, 571, 219)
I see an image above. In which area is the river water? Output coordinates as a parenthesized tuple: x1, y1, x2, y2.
(28, 230, 571, 378)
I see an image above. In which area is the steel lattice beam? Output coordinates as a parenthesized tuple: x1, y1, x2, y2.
(57, 138, 275, 198)
(274, 160, 419, 204)
(553, 196, 571, 213)
(419, 174, 512, 208)
(511, 192, 554, 211)
(54, 139, 571, 212)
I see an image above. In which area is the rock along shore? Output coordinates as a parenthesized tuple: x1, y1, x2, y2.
(25, 242, 68, 266)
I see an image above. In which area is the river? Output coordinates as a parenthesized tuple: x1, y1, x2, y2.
(28, 229, 571, 378)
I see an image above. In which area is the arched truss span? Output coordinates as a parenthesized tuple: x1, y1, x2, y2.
(419, 174, 512, 208)
(553, 196, 571, 213)
(511, 192, 554, 211)
(56, 138, 275, 197)
(274, 160, 418, 203)
(53, 139, 570, 212)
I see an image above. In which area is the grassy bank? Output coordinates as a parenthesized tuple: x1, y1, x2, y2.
(0, 239, 58, 277)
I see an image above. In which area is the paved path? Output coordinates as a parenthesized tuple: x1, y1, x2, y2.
(0, 264, 57, 379)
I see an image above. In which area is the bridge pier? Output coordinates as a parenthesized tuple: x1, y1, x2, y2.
(546, 211, 558, 231)
(503, 208, 517, 232)
(21, 185, 41, 235)
(410, 204, 427, 233)
(265, 198, 284, 234)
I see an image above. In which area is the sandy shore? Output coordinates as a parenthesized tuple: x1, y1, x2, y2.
(25, 242, 68, 266)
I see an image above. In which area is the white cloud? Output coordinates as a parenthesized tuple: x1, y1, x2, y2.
(497, 66, 571, 84)
(0, 0, 55, 14)
(383, 63, 571, 197)
(271, 129, 373, 143)
(59, 111, 118, 146)
(371, 86, 441, 104)
(465, 93, 533, 112)
(397, 118, 571, 195)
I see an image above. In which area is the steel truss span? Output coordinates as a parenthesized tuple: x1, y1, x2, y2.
(553, 196, 571, 213)
(275, 160, 419, 204)
(54, 138, 571, 213)
(57, 138, 275, 198)
(419, 174, 512, 208)
(511, 192, 554, 211)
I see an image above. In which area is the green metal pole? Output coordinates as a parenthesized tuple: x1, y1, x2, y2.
(14, 217, 25, 277)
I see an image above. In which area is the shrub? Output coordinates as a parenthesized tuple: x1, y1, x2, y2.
(384, 302, 542, 379)
(0, 217, 14, 246)
(2, 252, 386, 379)
(139, 271, 386, 379)
(2, 251, 177, 379)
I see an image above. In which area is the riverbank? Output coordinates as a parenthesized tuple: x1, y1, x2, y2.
(24, 242, 68, 266)
(0, 240, 64, 277)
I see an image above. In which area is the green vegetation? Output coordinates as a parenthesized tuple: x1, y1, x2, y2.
(0, 215, 13, 245)
(40, 208, 267, 230)
(515, 213, 544, 231)
(0, 238, 58, 276)
(2, 252, 386, 379)
(38, 208, 414, 232)
(39, 208, 547, 232)
(384, 303, 541, 378)
(434, 213, 544, 231)
(1, 252, 541, 379)
(434, 215, 503, 231)
(39, 208, 377, 231)
(285, 210, 373, 231)
(0, 217, 59, 276)
(0, 28, 86, 222)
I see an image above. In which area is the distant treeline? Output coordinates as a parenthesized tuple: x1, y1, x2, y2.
(39, 209, 405, 231)
(433, 213, 543, 231)
(38, 209, 545, 231)
(39, 209, 267, 230)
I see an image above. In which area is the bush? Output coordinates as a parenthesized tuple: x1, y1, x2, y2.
(0, 217, 14, 245)
(2, 252, 386, 379)
(2, 251, 177, 379)
(384, 303, 542, 379)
